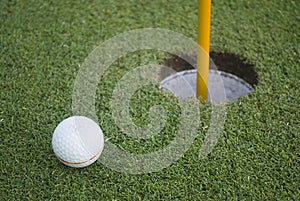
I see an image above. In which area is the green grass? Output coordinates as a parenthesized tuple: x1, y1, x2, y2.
(1, 0, 299, 200)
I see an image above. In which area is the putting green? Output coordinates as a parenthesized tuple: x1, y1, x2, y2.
(0, 0, 298, 200)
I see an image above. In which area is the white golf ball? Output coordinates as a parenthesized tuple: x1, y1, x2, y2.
(52, 116, 104, 168)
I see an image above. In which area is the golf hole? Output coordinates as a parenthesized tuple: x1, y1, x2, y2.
(160, 52, 258, 102)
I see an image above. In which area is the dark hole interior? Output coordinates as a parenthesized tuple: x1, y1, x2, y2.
(161, 51, 259, 87)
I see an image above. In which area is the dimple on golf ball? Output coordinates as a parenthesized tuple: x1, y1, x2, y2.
(52, 116, 104, 168)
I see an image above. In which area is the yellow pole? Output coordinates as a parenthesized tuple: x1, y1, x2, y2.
(197, 0, 211, 101)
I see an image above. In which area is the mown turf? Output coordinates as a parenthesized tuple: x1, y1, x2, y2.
(0, 0, 299, 200)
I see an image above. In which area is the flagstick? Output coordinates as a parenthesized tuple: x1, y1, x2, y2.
(197, 0, 211, 101)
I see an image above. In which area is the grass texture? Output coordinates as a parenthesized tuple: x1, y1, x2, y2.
(0, 0, 299, 200)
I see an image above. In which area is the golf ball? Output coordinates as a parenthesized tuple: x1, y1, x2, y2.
(52, 116, 104, 168)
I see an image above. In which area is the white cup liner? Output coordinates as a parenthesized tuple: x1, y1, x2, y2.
(160, 69, 254, 102)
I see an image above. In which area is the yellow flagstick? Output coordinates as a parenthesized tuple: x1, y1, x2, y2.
(197, 0, 211, 101)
